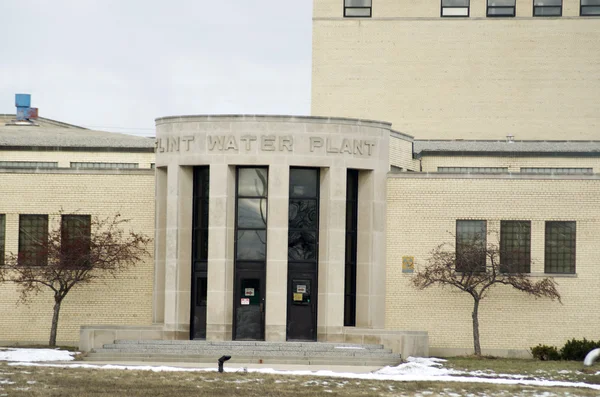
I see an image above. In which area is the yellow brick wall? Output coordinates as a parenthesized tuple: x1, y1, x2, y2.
(312, 14, 600, 140)
(315, 0, 584, 18)
(386, 175, 600, 353)
(420, 155, 600, 173)
(0, 150, 154, 169)
(0, 171, 155, 345)
(389, 134, 419, 171)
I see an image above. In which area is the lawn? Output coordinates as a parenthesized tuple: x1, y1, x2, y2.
(1, 352, 600, 396)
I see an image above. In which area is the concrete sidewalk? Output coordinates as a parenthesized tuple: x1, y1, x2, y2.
(52, 360, 383, 374)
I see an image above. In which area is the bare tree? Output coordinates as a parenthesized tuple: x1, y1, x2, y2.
(0, 213, 151, 346)
(411, 235, 561, 356)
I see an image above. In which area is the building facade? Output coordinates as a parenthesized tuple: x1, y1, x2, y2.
(312, 0, 600, 140)
(0, 109, 155, 346)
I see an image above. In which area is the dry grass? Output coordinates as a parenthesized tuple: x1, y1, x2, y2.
(1, 361, 599, 397)
(445, 356, 600, 384)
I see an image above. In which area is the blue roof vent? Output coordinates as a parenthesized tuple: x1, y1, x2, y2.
(15, 93, 38, 121)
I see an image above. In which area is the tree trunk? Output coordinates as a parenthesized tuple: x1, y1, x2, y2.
(472, 298, 481, 356)
(49, 297, 62, 347)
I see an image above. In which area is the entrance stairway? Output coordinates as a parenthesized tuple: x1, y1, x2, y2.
(84, 340, 402, 366)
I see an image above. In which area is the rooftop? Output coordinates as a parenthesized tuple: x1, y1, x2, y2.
(0, 114, 154, 152)
(414, 140, 600, 157)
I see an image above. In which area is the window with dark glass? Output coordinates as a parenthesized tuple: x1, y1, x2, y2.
(193, 167, 210, 268)
(456, 220, 486, 272)
(487, 0, 516, 16)
(344, 170, 358, 327)
(534, 0, 562, 16)
(236, 168, 268, 264)
(0, 214, 5, 266)
(344, 0, 372, 17)
(61, 215, 91, 267)
(581, 0, 600, 15)
(288, 168, 319, 264)
(500, 221, 531, 273)
(442, 0, 470, 17)
(19, 215, 48, 266)
(545, 221, 576, 274)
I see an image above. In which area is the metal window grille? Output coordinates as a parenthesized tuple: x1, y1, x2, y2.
(581, 0, 600, 15)
(520, 167, 593, 175)
(344, 0, 372, 17)
(487, 0, 516, 16)
(533, 0, 562, 16)
(61, 215, 91, 267)
(0, 214, 5, 266)
(456, 220, 487, 272)
(442, 0, 470, 17)
(438, 167, 508, 173)
(70, 162, 139, 169)
(0, 161, 58, 169)
(18, 215, 48, 266)
(500, 221, 531, 273)
(545, 221, 576, 274)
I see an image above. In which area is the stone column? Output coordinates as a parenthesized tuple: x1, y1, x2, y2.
(163, 165, 193, 339)
(206, 164, 235, 340)
(265, 165, 289, 341)
(356, 169, 386, 329)
(317, 166, 347, 342)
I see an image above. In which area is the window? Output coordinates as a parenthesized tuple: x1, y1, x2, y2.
(521, 167, 593, 175)
(438, 167, 508, 174)
(70, 162, 138, 169)
(236, 167, 268, 263)
(0, 215, 5, 265)
(0, 161, 57, 169)
(500, 221, 531, 273)
(344, 170, 359, 327)
(581, 0, 600, 15)
(19, 215, 48, 266)
(442, 0, 470, 17)
(487, 0, 516, 16)
(534, 0, 562, 16)
(61, 215, 91, 267)
(456, 220, 487, 272)
(344, 0, 372, 17)
(545, 221, 576, 274)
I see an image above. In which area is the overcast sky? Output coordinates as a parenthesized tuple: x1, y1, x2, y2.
(0, 1, 313, 136)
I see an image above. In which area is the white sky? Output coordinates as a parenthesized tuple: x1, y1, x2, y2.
(0, 1, 313, 136)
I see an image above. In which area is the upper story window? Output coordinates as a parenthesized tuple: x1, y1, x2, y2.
(487, 0, 516, 17)
(442, 0, 470, 17)
(438, 167, 508, 173)
(70, 162, 139, 169)
(534, 0, 562, 16)
(581, 0, 600, 16)
(344, 0, 372, 17)
(520, 167, 593, 175)
(0, 161, 58, 169)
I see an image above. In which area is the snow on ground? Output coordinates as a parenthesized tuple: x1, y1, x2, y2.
(1, 351, 600, 391)
(0, 348, 76, 362)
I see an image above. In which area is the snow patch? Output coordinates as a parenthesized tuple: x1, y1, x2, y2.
(0, 348, 76, 362)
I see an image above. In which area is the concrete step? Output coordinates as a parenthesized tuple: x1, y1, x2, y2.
(101, 343, 392, 354)
(84, 340, 402, 366)
(90, 349, 395, 358)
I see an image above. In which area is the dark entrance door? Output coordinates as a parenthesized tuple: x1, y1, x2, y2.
(234, 270, 265, 340)
(287, 271, 317, 340)
(286, 168, 319, 341)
